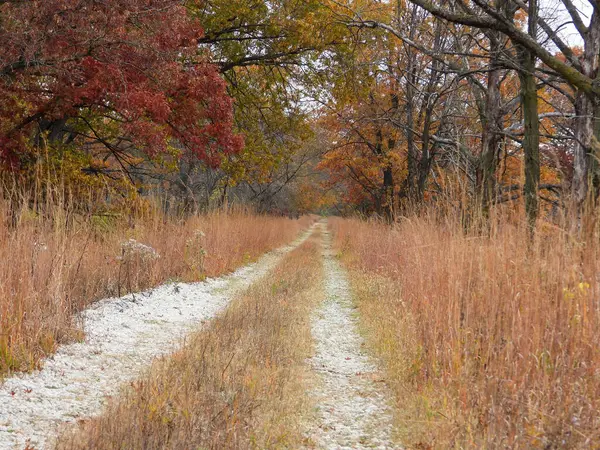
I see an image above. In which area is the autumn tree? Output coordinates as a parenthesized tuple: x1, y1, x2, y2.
(321, 1, 514, 217)
(135, 0, 346, 212)
(406, 0, 600, 221)
(0, 0, 242, 178)
(309, 0, 579, 229)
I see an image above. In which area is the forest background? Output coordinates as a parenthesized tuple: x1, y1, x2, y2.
(2, 0, 596, 226)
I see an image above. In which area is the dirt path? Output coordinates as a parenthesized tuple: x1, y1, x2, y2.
(0, 226, 315, 450)
(305, 222, 397, 449)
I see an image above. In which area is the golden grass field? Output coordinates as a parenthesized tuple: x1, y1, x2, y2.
(330, 214, 600, 448)
(0, 196, 310, 376)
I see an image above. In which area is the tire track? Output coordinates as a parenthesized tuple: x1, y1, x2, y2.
(306, 221, 398, 449)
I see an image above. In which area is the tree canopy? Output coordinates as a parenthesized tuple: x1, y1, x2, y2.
(1, 0, 598, 226)
(0, 0, 242, 170)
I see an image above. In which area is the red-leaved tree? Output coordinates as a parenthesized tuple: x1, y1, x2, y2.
(0, 0, 242, 168)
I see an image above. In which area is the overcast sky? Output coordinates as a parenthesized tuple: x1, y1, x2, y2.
(539, 0, 594, 47)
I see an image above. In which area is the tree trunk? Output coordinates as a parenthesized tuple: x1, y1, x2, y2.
(401, 4, 419, 202)
(477, 42, 503, 219)
(417, 100, 435, 200)
(518, 56, 540, 229)
(375, 128, 394, 222)
(416, 22, 444, 203)
(518, 0, 540, 231)
(571, 11, 600, 216)
(404, 62, 418, 200)
(383, 161, 394, 222)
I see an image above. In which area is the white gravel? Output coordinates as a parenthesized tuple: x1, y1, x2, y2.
(0, 226, 314, 450)
(306, 223, 398, 449)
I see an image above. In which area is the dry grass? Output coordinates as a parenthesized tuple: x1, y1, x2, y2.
(330, 214, 600, 449)
(56, 229, 323, 449)
(0, 196, 311, 376)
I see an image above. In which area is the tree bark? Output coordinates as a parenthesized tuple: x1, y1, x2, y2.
(517, 0, 540, 231)
(402, 5, 420, 202)
(571, 11, 600, 213)
(476, 36, 503, 218)
(417, 94, 435, 200)
(375, 128, 395, 222)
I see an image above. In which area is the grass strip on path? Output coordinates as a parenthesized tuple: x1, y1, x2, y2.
(56, 228, 323, 449)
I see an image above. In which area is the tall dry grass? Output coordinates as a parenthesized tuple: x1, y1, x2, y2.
(330, 214, 600, 448)
(0, 195, 311, 376)
(56, 230, 323, 449)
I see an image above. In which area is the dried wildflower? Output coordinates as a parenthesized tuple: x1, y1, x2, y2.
(119, 239, 160, 261)
(184, 230, 207, 277)
(33, 242, 48, 251)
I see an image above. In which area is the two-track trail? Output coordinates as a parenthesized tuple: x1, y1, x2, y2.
(1, 220, 398, 450)
(305, 221, 397, 449)
(0, 225, 316, 450)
